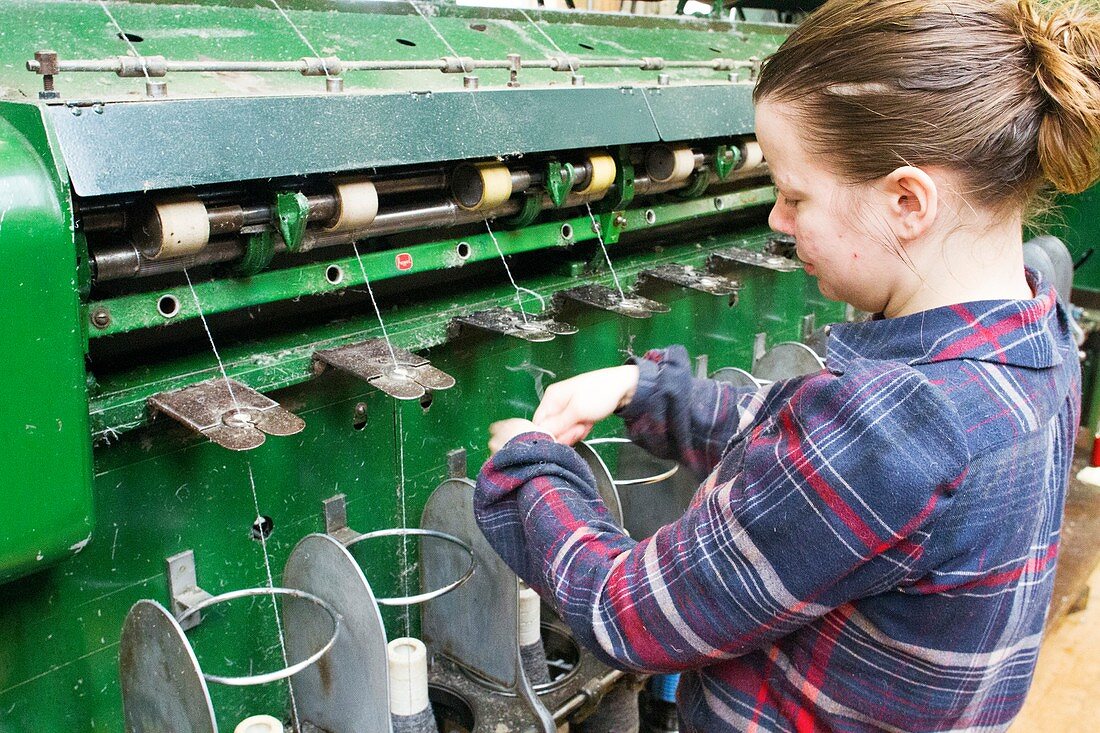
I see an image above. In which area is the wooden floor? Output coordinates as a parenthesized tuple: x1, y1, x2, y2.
(1011, 560, 1100, 731)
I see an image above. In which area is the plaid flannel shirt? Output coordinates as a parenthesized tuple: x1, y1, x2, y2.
(475, 270, 1080, 732)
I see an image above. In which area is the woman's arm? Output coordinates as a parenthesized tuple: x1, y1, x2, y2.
(475, 360, 970, 673)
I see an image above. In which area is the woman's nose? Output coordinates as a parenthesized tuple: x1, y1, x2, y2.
(768, 201, 794, 236)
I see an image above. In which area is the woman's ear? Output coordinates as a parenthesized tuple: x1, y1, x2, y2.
(882, 166, 938, 242)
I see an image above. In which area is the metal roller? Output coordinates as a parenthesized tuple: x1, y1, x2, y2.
(574, 153, 616, 197)
(323, 178, 379, 232)
(452, 161, 514, 211)
(133, 196, 210, 260)
(645, 145, 696, 184)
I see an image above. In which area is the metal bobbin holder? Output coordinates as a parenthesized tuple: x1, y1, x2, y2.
(119, 550, 342, 733)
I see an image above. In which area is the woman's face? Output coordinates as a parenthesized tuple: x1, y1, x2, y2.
(754, 100, 905, 315)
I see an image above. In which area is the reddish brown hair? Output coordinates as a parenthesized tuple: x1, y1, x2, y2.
(753, 0, 1100, 211)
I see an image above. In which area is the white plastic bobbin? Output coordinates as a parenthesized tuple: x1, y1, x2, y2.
(575, 153, 617, 197)
(388, 637, 430, 716)
(234, 714, 285, 733)
(739, 140, 765, 171)
(324, 178, 379, 232)
(137, 196, 210, 259)
(519, 584, 543, 647)
(645, 145, 695, 184)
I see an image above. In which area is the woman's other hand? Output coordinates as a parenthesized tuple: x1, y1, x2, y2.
(533, 365, 640, 445)
(488, 418, 550, 456)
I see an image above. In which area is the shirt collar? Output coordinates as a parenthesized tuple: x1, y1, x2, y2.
(825, 269, 1066, 374)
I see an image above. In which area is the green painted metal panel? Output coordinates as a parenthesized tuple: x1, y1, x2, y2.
(46, 88, 664, 196)
(640, 83, 756, 141)
(0, 104, 94, 584)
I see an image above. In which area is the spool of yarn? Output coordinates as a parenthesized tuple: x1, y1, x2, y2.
(388, 637, 436, 733)
(519, 584, 551, 686)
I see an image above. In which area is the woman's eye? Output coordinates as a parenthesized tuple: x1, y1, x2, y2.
(784, 196, 800, 208)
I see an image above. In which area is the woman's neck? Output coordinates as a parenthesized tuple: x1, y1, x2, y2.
(884, 217, 1032, 318)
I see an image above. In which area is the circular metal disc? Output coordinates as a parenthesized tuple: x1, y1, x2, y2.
(574, 441, 625, 528)
(753, 342, 825, 382)
(710, 366, 758, 388)
(119, 600, 216, 733)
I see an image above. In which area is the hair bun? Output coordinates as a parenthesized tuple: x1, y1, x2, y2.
(1017, 0, 1100, 194)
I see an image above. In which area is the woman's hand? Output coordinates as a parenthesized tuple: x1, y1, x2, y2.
(533, 365, 640, 445)
(488, 418, 549, 455)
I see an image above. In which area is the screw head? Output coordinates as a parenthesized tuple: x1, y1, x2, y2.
(90, 306, 111, 329)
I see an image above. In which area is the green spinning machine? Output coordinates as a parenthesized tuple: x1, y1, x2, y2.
(0, 2, 1095, 731)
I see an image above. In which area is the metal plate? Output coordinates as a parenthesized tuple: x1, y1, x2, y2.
(450, 307, 579, 343)
(574, 442, 625, 529)
(46, 88, 662, 197)
(421, 477, 520, 689)
(554, 285, 670, 319)
(313, 339, 456, 400)
(753, 341, 825, 382)
(707, 246, 802, 274)
(637, 83, 755, 142)
(148, 378, 305, 451)
(282, 533, 393, 733)
(635, 264, 740, 296)
(119, 600, 217, 733)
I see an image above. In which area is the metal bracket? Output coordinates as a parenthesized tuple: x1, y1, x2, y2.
(322, 494, 363, 546)
(312, 339, 456, 400)
(594, 146, 635, 212)
(635, 264, 740, 297)
(752, 332, 767, 371)
(553, 284, 670, 319)
(674, 169, 711, 200)
(275, 191, 310, 253)
(234, 229, 276, 277)
(707, 245, 801, 274)
(447, 448, 468, 480)
(166, 550, 213, 631)
(449, 306, 578, 343)
(500, 193, 542, 229)
(714, 144, 740, 181)
(148, 378, 306, 451)
(545, 160, 576, 208)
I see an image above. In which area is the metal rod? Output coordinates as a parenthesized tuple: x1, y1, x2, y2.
(29, 54, 755, 78)
(551, 670, 626, 722)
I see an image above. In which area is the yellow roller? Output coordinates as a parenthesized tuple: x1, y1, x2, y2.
(136, 196, 210, 260)
(575, 153, 617, 197)
(454, 162, 513, 211)
(740, 140, 765, 171)
(324, 178, 379, 232)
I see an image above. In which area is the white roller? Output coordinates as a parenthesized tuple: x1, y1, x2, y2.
(519, 584, 543, 647)
(324, 179, 379, 232)
(648, 146, 696, 183)
(234, 715, 284, 733)
(139, 196, 210, 259)
(458, 162, 513, 211)
(740, 140, 765, 171)
(388, 637, 430, 717)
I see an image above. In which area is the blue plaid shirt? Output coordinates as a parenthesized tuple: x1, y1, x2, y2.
(476, 271, 1080, 732)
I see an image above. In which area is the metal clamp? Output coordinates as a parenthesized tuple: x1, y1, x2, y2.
(345, 528, 475, 606)
(584, 438, 679, 486)
(449, 306, 578, 343)
(635, 264, 740, 297)
(176, 587, 342, 687)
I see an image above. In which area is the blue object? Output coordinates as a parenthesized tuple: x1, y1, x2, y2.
(650, 674, 680, 704)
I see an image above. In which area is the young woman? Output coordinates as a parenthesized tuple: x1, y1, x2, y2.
(475, 1, 1100, 730)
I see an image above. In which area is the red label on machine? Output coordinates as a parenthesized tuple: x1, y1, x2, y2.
(395, 253, 413, 271)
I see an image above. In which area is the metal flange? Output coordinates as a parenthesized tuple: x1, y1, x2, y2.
(148, 378, 305, 451)
(635, 264, 740, 297)
(449, 306, 578, 343)
(312, 339, 455, 400)
(553, 284, 670, 319)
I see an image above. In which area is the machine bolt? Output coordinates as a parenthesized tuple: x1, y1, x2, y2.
(90, 306, 111, 329)
(614, 214, 628, 229)
(657, 73, 670, 86)
(463, 74, 479, 89)
(145, 80, 168, 98)
(34, 50, 60, 100)
(507, 53, 521, 87)
(571, 74, 585, 86)
(326, 76, 345, 93)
